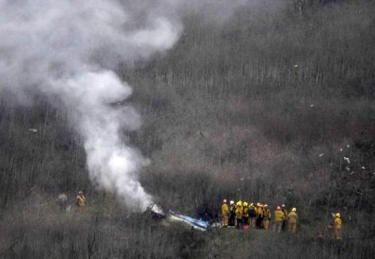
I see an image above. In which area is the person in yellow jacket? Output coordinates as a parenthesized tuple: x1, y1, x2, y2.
(242, 201, 249, 227)
(76, 191, 86, 212)
(235, 201, 243, 229)
(263, 204, 271, 230)
(287, 207, 298, 233)
(334, 213, 342, 240)
(273, 206, 284, 233)
(221, 199, 229, 227)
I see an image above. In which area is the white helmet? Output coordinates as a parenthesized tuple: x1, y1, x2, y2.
(230, 200, 234, 205)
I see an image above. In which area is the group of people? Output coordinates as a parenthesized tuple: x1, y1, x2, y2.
(58, 190, 86, 212)
(220, 199, 297, 233)
(220, 199, 343, 239)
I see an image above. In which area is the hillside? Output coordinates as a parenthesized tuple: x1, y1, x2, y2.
(1, 0, 375, 258)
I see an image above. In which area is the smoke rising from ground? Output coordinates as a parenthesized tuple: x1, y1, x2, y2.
(0, 0, 248, 210)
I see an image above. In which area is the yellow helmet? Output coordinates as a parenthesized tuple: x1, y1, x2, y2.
(243, 202, 248, 206)
(292, 208, 296, 212)
(250, 203, 254, 207)
(336, 213, 341, 218)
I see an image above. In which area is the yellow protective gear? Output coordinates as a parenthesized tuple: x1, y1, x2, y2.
(274, 210, 284, 222)
(335, 217, 342, 240)
(221, 203, 229, 216)
(221, 202, 229, 227)
(235, 204, 243, 219)
(243, 204, 249, 217)
(273, 210, 284, 233)
(76, 193, 86, 211)
(263, 207, 271, 230)
(287, 211, 298, 233)
(235, 203, 243, 229)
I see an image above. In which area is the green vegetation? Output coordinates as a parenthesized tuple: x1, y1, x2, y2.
(1, 0, 375, 258)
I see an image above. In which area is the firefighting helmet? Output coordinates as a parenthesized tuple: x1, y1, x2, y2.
(336, 213, 341, 218)
(243, 202, 248, 206)
(230, 200, 234, 205)
(277, 206, 281, 210)
(264, 204, 268, 207)
(78, 191, 83, 194)
(282, 204, 285, 207)
(223, 199, 227, 203)
(292, 208, 296, 212)
(250, 203, 254, 207)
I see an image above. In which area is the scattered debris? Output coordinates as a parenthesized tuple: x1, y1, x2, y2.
(319, 153, 324, 157)
(28, 128, 38, 133)
(362, 166, 365, 170)
(343, 157, 350, 164)
(168, 211, 209, 231)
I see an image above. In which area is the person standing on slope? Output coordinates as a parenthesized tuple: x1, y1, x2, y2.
(228, 200, 236, 227)
(281, 204, 288, 231)
(242, 201, 249, 227)
(263, 204, 272, 230)
(76, 191, 86, 212)
(273, 206, 284, 233)
(235, 200, 243, 229)
(334, 213, 342, 240)
(221, 199, 229, 228)
(287, 207, 298, 233)
(248, 203, 257, 229)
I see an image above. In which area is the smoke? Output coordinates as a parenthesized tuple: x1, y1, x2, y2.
(0, 0, 249, 210)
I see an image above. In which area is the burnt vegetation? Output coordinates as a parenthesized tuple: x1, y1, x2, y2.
(1, 0, 375, 258)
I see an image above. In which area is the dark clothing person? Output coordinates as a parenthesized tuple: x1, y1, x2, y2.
(228, 202, 236, 227)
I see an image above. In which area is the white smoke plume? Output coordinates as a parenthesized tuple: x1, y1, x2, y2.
(0, 0, 249, 211)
